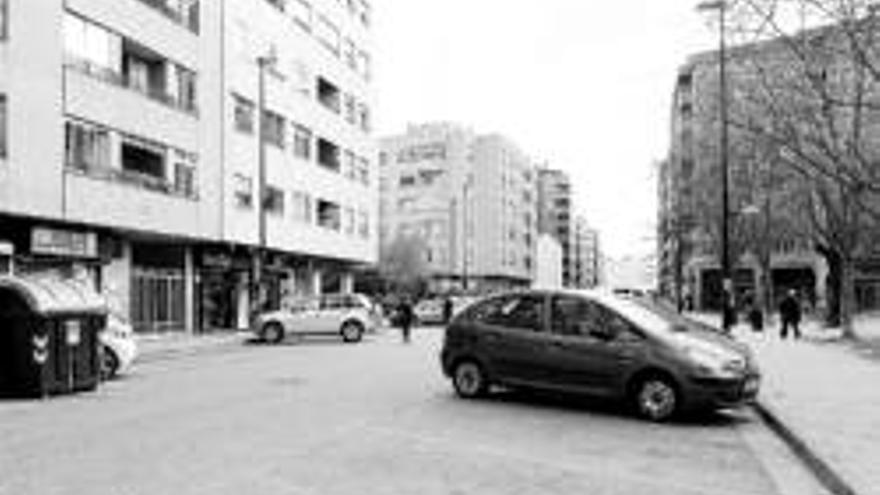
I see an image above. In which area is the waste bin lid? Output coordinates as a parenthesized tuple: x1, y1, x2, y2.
(0, 275, 107, 315)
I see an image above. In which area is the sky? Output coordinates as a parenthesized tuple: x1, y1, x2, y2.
(372, 0, 719, 261)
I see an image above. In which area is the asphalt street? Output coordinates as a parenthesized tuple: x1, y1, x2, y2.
(0, 328, 828, 495)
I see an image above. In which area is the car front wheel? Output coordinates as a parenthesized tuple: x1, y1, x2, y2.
(340, 321, 364, 343)
(452, 360, 488, 399)
(633, 375, 679, 422)
(262, 322, 285, 344)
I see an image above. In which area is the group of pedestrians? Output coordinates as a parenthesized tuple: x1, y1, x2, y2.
(743, 289, 803, 339)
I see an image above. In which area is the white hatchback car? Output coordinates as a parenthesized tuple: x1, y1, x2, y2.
(100, 312, 138, 379)
(254, 293, 380, 344)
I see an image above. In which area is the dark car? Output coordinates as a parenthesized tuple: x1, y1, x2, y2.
(440, 289, 760, 421)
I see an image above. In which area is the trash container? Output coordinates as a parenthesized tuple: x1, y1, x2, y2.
(0, 275, 107, 398)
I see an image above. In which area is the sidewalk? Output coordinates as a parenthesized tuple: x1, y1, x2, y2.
(689, 312, 880, 495)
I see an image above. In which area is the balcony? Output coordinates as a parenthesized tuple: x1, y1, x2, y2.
(136, 0, 200, 33)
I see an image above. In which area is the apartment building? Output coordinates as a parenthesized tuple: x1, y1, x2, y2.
(536, 167, 574, 286)
(379, 123, 537, 293)
(570, 215, 600, 289)
(0, 0, 377, 332)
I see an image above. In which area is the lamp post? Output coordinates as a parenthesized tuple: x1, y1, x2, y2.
(697, 0, 733, 330)
(251, 47, 277, 321)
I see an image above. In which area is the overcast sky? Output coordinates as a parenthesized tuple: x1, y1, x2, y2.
(372, 0, 719, 259)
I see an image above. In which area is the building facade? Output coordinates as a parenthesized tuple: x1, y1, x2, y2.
(570, 215, 600, 289)
(379, 123, 537, 293)
(0, 0, 377, 332)
(536, 167, 574, 286)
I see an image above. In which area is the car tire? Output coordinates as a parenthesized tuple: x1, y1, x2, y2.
(340, 321, 364, 343)
(632, 374, 679, 422)
(452, 360, 488, 399)
(262, 322, 285, 344)
(100, 346, 120, 380)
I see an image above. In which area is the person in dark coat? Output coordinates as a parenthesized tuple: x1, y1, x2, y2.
(779, 289, 802, 339)
(745, 292, 764, 332)
(397, 297, 415, 343)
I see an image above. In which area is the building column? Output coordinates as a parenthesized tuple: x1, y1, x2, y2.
(102, 239, 132, 318)
(184, 246, 195, 334)
(311, 269, 323, 296)
(341, 272, 354, 294)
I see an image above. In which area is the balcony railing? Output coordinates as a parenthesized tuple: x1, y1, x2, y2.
(65, 163, 199, 201)
(65, 56, 199, 117)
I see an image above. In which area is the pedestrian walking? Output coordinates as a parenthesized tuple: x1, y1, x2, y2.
(397, 296, 414, 343)
(779, 289, 802, 340)
(443, 296, 454, 324)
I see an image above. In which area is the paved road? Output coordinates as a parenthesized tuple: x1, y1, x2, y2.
(0, 328, 827, 495)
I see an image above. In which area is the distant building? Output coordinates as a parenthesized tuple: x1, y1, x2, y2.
(536, 167, 574, 286)
(379, 123, 537, 292)
(570, 215, 601, 289)
(534, 234, 562, 289)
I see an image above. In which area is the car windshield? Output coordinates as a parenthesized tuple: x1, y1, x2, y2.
(623, 296, 719, 334)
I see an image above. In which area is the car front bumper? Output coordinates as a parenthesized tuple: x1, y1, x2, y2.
(685, 372, 761, 410)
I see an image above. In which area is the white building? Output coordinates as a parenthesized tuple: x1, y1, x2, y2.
(534, 234, 562, 289)
(0, 0, 376, 332)
(380, 123, 537, 293)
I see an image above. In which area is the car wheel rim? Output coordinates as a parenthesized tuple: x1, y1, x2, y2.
(264, 325, 280, 342)
(639, 380, 676, 420)
(343, 324, 360, 340)
(455, 363, 482, 396)
(101, 350, 118, 379)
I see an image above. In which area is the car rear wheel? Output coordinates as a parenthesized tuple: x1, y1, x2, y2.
(340, 321, 364, 343)
(100, 346, 119, 380)
(633, 375, 679, 422)
(452, 360, 488, 399)
(262, 322, 285, 344)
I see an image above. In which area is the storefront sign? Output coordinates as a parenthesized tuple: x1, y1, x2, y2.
(31, 227, 98, 258)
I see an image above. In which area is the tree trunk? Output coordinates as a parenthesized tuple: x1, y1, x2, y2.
(816, 244, 842, 327)
(840, 257, 857, 339)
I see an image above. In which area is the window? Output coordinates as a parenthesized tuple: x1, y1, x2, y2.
(471, 294, 545, 332)
(315, 15, 340, 55)
(233, 174, 253, 208)
(262, 110, 285, 148)
(317, 199, 341, 230)
(173, 150, 197, 197)
(0, 0, 7, 40)
(357, 50, 371, 80)
(344, 150, 357, 180)
(0, 95, 6, 159)
(292, 124, 312, 160)
(344, 38, 356, 70)
(344, 206, 355, 235)
(317, 137, 340, 171)
(358, 0, 371, 27)
(358, 157, 369, 185)
(291, 190, 313, 223)
(122, 40, 169, 102)
(233, 94, 255, 134)
(290, 0, 312, 30)
(65, 119, 111, 172)
(175, 65, 198, 113)
(399, 174, 415, 187)
(317, 77, 341, 113)
(357, 102, 371, 132)
(264, 186, 285, 215)
(121, 135, 166, 180)
(344, 93, 356, 124)
(265, 0, 285, 11)
(63, 13, 120, 74)
(357, 210, 369, 238)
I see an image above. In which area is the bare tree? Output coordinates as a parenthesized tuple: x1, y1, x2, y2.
(719, 0, 880, 337)
(378, 233, 430, 296)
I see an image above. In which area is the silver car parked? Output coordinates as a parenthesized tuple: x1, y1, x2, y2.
(254, 293, 380, 344)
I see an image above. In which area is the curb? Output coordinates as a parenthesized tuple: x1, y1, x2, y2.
(753, 400, 858, 495)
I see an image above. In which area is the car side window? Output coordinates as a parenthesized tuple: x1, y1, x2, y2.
(551, 296, 603, 337)
(321, 295, 344, 310)
(473, 294, 544, 332)
(594, 304, 643, 342)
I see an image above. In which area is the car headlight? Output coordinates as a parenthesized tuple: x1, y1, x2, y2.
(684, 346, 745, 378)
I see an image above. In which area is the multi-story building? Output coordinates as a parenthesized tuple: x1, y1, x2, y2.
(0, 0, 377, 332)
(570, 215, 600, 289)
(379, 123, 537, 292)
(662, 48, 826, 312)
(536, 167, 574, 286)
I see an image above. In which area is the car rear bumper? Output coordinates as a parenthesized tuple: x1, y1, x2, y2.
(685, 373, 761, 410)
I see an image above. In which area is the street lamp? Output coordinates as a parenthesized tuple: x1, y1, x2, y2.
(697, 0, 733, 330)
(251, 46, 278, 321)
